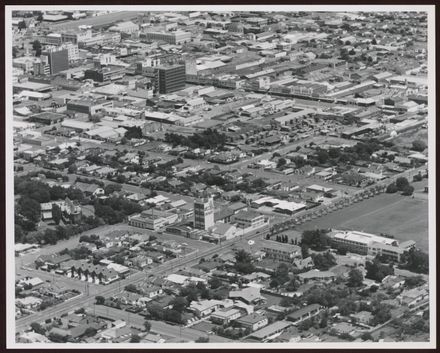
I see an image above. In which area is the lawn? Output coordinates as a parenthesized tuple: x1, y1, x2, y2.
(297, 193, 429, 252)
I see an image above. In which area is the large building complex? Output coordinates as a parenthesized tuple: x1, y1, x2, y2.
(144, 30, 191, 45)
(329, 230, 416, 261)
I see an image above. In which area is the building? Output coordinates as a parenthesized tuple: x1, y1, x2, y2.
(109, 21, 139, 35)
(210, 308, 242, 325)
(232, 210, 265, 229)
(128, 210, 178, 231)
(248, 321, 292, 341)
(84, 65, 126, 83)
(194, 196, 215, 230)
(41, 47, 69, 75)
(155, 64, 186, 94)
(262, 241, 301, 262)
(144, 30, 192, 45)
(235, 313, 268, 332)
(329, 230, 414, 261)
(66, 99, 113, 116)
(286, 304, 324, 325)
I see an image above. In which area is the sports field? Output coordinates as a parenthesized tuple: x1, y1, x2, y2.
(297, 193, 429, 252)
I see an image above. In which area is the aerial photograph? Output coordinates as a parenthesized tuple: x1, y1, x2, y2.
(8, 6, 434, 347)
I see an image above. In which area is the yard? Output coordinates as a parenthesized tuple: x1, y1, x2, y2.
(296, 193, 429, 252)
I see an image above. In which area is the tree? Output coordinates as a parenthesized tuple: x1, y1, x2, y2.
(347, 268, 364, 287)
(301, 244, 310, 258)
(301, 229, 331, 251)
(30, 322, 46, 335)
(130, 334, 141, 343)
(312, 252, 337, 270)
(83, 327, 97, 337)
(52, 203, 62, 225)
(412, 140, 426, 152)
(371, 38, 377, 45)
(386, 183, 398, 193)
(171, 296, 188, 313)
(365, 259, 394, 282)
(18, 21, 27, 30)
(272, 263, 290, 285)
(32, 40, 42, 57)
(144, 320, 151, 332)
(209, 277, 222, 290)
(195, 336, 209, 343)
(95, 296, 105, 305)
(277, 158, 287, 168)
(395, 177, 409, 191)
(402, 185, 414, 196)
(234, 250, 255, 274)
(37, 12, 44, 22)
(316, 149, 329, 164)
(400, 248, 429, 274)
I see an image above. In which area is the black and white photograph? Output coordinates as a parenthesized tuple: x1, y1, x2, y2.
(4, 4, 437, 349)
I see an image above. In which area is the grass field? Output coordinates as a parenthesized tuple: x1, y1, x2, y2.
(297, 193, 429, 252)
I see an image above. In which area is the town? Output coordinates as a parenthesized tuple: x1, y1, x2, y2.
(11, 9, 430, 345)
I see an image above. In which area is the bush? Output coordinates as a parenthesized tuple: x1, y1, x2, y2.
(386, 183, 398, 193)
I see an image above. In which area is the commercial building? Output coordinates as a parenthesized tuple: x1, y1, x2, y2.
(249, 321, 292, 341)
(40, 47, 69, 75)
(154, 64, 186, 94)
(232, 210, 265, 229)
(262, 242, 302, 262)
(194, 196, 215, 230)
(128, 210, 178, 231)
(144, 30, 192, 45)
(66, 99, 113, 116)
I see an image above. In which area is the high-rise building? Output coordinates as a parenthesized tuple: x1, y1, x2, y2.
(194, 196, 215, 230)
(41, 47, 69, 75)
(155, 64, 186, 94)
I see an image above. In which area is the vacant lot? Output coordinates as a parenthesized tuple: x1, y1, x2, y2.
(297, 193, 429, 252)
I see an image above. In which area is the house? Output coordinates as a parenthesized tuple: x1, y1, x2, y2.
(332, 322, 356, 335)
(229, 287, 265, 305)
(350, 311, 373, 326)
(298, 269, 336, 283)
(235, 312, 268, 331)
(15, 296, 43, 309)
(286, 304, 324, 325)
(210, 308, 242, 325)
(35, 254, 72, 270)
(381, 275, 406, 289)
(17, 331, 51, 343)
(293, 257, 314, 270)
(232, 210, 265, 229)
(397, 286, 429, 308)
(189, 299, 231, 317)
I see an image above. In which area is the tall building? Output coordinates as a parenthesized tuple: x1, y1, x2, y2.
(155, 64, 186, 94)
(194, 196, 215, 230)
(41, 47, 69, 75)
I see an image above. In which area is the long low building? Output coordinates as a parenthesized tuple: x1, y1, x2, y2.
(329, 230, 416, 262)
(249, 320, 292, 341)
(128, 210, 178, 231)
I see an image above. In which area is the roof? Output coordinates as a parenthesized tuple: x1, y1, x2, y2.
(250, 321, 292, 339)
(287, 304, 322, 320)
(236, 312, 267, 325)
(229, 287, 264, 303)
(234, 210, 263, 221)
(298, 269, 336, 280)
(262, 241, 301, 254)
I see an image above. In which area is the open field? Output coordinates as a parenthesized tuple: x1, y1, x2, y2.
(296, 193, 429, 252)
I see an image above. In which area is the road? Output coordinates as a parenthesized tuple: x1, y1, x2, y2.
(90, 305, 232, 342)
(15, 226, 269, 333)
